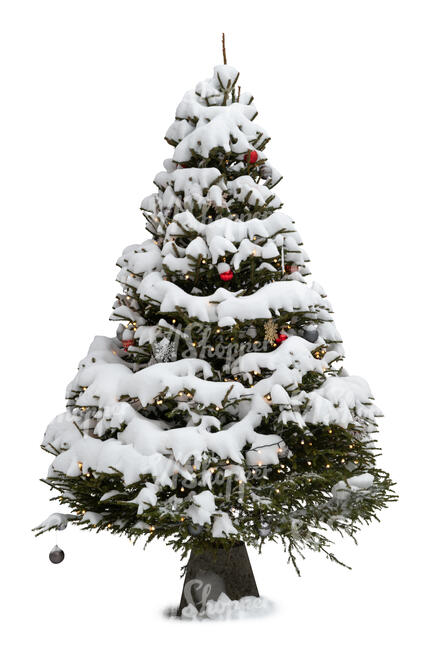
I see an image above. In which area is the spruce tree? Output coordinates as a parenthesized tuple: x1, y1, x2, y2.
(36, 43, 395, 614)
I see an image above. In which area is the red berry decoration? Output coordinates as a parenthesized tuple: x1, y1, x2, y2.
(122, 339, 134, 351)
(275, 333, 288, 345)
(285, 264, 299, 274)
(220, 270, 234, 281)
(247, 150, 258, 164)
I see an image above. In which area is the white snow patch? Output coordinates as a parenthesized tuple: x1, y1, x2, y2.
(180, 592, 274, 621)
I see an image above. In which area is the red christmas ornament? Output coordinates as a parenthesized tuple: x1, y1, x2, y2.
(275, 333, 288, 345)
(247, 150, 258, 164)
(220, 270, 234, 281)
(122, 339, 134, 351)
(285, 264, 299, 274)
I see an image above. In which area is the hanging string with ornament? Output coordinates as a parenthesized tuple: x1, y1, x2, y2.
(49, 545, 65, 564)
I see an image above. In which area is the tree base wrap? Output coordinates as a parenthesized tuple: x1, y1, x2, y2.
(177, 542, 259, 616)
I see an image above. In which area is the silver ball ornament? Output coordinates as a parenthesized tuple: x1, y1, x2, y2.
(259, 164, 272, 180)
(302, 327, 319, 343)
(259, 522, 271, 538)
(49, 545, 65, 564)
(187, 523, 203, 537)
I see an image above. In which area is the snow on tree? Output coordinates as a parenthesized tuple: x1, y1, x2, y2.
(35, 49, 395, 596)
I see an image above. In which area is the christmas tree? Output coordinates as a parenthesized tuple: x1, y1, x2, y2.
(35, 40, 395, 617)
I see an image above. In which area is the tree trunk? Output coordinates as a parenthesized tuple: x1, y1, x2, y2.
(177, 542, 259, 616)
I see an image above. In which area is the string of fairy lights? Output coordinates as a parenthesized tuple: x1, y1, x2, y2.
(64, 406, 365, 541)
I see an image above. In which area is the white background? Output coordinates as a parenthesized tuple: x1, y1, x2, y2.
(1, 0, 438, 647)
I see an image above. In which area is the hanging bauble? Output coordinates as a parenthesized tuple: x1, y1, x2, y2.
(122, 339, 134, 351)
(285, 264, 300, 274)
(220, 270, 234, 281)
(301, 327, 319, 343)
(275, 333, 288, 345)
(247, 325, 257, 338)
(116, 323, 125, 340)
(259, 522, 271, 538)
(187, 523, 203, 537)
(247, 150, 258, 164)
(259, 164, 272, 180)
(49, 545, 65, 564)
